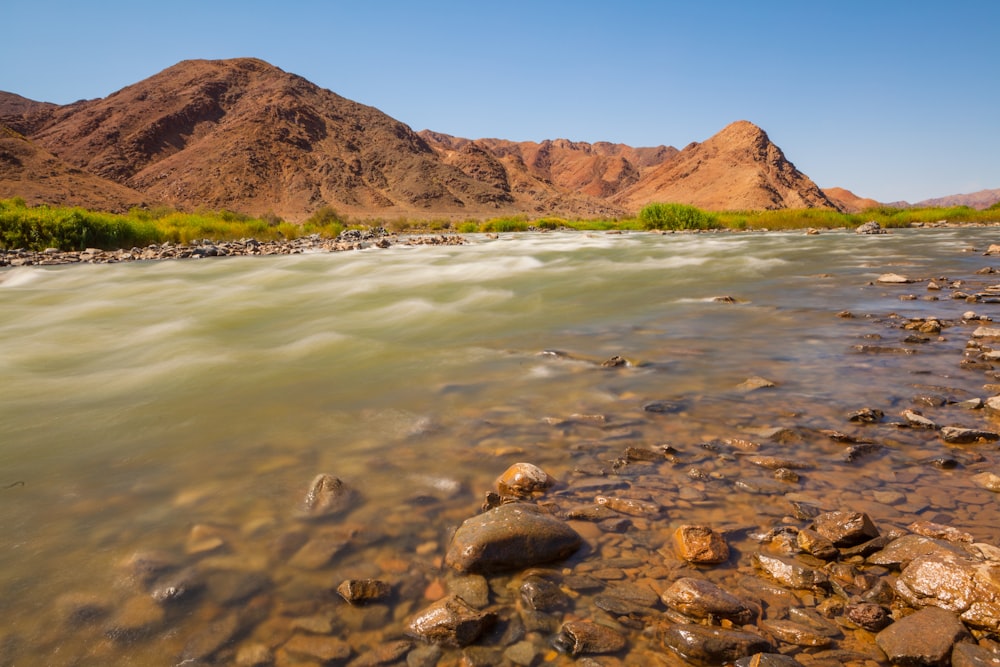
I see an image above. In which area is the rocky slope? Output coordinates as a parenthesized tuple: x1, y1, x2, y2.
(3, 58, 857, 220)
(912, 188, 1000, 210)
(823, 187, 881, 213)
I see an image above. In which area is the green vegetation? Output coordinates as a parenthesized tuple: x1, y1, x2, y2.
(638, 203, 719, 230)
(2, 197, 998, 253)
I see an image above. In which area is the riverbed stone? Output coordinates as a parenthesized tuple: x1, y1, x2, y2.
(298, 473, 358, 520)
(951, 642, 1000, 667)
(405, 595, 495, 647)
(660, 577, 756, 624)
(283, 633, 352, 663)
(445, 503, 582, 573)
(519, 574, 569, 611)
(875, 606, 970, 666)
(104, 595, 165, 641)
(734, 655, 806, 667)
(660, 624, 773, 664)
(796, 528, 838, 560)
(878, 272, 913, 283)
(554, 620, 627, 656)
(336, 578, 391, 604)
(844, 602, 892, 632)
(867, 534, 966, 567)
(810, 510, 879, 547)
(753, 553, 828, 590)
(941, 426, 1000, 444)
(496, 462, 554, 498)
(759, 619, 832, 647)
(895, 551, 1000, 630)
(673, 525, 730, 564)
(972, 471, 1000, 492)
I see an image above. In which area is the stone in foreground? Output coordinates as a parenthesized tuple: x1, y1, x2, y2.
(405, 595, 495, 647)
(673, 525, 730, 564)
(553, 620, 626, 656)
(445, 503, 582, 574)
(661, 624, 773, 664)
(875, 606, 970, 666)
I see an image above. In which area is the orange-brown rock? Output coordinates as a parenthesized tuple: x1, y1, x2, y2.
(673, 525, 730, 564)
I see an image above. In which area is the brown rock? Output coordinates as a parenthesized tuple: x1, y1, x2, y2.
(283, 633, 352, 663)
(553, 620, 626, 656)
(445, 503, 582, 574)
(810, 510, 879, 547)
(104, 596, 165, 641)
(405, 595, 495, 647)
(753, 553, 828, 590)
(336, 579, 391, 604)
(796, 528, 838, 560)
(298, 473, 358, 520)
(673, 525, 730, 564)
(496, 462, 554, 498)
(661, 623, 773, 664)
(660, 577, 756, 624)
(867, 534, 965, 567)
(844, 602, 891, 632)
(895, 551, 1000, 630)
(875, 606, 970, 666)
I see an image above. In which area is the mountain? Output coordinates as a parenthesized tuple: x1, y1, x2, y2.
(0, 124, 147, 211)
(912, 188, 1000, 210)
(2, 58, 845, 220)
(822, 187, 881, 213)
(612, 121, 840, 212)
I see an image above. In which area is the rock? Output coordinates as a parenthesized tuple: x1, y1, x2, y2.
(104, 596, 165, 641)
(868, 534, 966, 567)
(150, 567, 205, 603)
(405, 595, 495, 647)
(179, 611, 244, 663)
(972, 471, 1000, 492)
(984, 395, 1000, 414)
(895, 552, 1000, 630)
(759, 620, 831, 647)
(660, 624, 772, 664)
(974, 326, 1000, 338)
(856, 221, 886, 235)
(951, 642, 1000, 667)
(810, 510, 879, 547)
(875, 606, 970, 666)
(348, 639, 413, 667)
(496, 462, 554, 498)
(660, 577, 756, 624)
(908, 520, 974, 543)
(553, 620, 627, 656)
(877, 272, 913, 284)
(902, 409, 938, 429)
(336, 579, 391, 604)
(288, 531, 352, 569)
(848, 407, 884, 423)
(673, 525, 730, 564)
(796, 528, 838, 560)
(739, 376, 776, 391)
(519, 575, 569, 612)
(445, 503, 582, 574)
(941, 426, 1000, 444)
(595, 495, 661, 516)
(752, 553, 828, 590)
(283, 633, 352, 663)
(206, 570, 270, 605)
(734, 655, 806, 667)
(446, 574, 490, 608)
(234, 643, 274, 666)
(298, 473, 358, 520)
(54, 592, 113, 625)
(844, 602, 891, 632)
(186, 523, 228, 555)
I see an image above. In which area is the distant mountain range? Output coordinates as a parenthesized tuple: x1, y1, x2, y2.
(0, 58, 995, 220)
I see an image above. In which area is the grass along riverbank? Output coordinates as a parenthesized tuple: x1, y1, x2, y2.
(2, 197, 999, 252)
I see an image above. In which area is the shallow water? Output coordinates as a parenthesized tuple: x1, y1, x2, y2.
(2, 229, 1000, 665)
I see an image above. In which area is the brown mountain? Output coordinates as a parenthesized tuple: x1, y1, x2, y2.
(613, 121, 840, 212)
(912, 188, 1000, 210)
(0, 124, 147, 211)
(2, 58, 846, 220)
(823, 187, 881, 213)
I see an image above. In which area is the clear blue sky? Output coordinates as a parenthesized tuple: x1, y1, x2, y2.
(3, 0, 997, 204)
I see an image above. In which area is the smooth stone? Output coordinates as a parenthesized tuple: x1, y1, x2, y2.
(877, 273, 912, 283)
(405, 595, 495, 647)
(972, 471, 1000, 492)
(288, 531, 352, 569)
(661, 624, 773, 664)
(150, 566, 205, 603)
(673, 525, 730, 564)
(553, 620, 626, 656)
(445, 503, 582, 574)
(234, 643, 274, 666)
(739, 376, 776, 391)
(875, 606, 970, 666)
(283, 633, 352, 663)
(519, 575, 569, 612)
(298, 473, 358, 520)
(496, 462, 554, 498)
(734, 655, 806, 667)
(752, 553, 828, 590)
(660, 577, 756, 624)
(810, 510, 879, 547)
(759, 620, 831, 647)
(336, 579, 391, 604)
(349, 639, 413, 667)
(446, 574, 490, 609)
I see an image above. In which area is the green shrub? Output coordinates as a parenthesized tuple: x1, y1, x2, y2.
(456, 221, 480, 233)
(638, 203, 718, 230)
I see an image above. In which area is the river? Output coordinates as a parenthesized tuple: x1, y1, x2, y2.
(2, 228, 999, 665)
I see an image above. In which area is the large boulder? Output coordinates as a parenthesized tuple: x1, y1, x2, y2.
(895, 551, 1000, 631)
(875, 606, 970, 666)
(445, 503, 582, 574)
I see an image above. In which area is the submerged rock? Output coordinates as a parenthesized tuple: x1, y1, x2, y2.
(496, 462, 554, 498)
(297, 473, 358, 520)
(445, 503, 582, 574)
(553, 620, 626, 656)
(875, 606, 970, 666)
(660, 577, 756, 625)
(673, 525, 730, 564)
(661, 624, 772, 664)
(810, 510, 879, 547)
(405, 595, 495, 647)
(895, 551, 1000, 630)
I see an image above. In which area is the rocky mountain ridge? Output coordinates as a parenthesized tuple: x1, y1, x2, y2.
(0, 57, 956, 221)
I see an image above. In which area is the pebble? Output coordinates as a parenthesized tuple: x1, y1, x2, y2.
(405, 595, 495, 647)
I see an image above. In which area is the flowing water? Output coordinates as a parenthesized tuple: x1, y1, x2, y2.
(2, 229, 1000, 665)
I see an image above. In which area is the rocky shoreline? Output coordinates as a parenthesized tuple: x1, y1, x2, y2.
(0, 228, 465, 268)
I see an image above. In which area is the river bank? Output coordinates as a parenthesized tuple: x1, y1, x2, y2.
(3, 229, 1000, 665)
